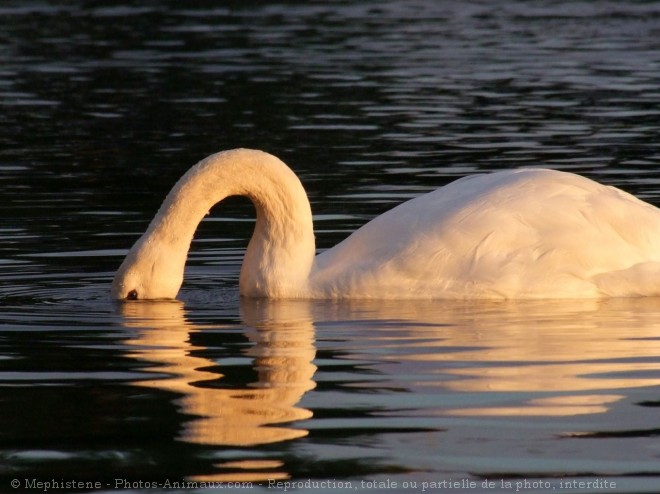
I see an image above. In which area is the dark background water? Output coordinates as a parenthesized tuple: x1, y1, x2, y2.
(2, 1, 660, 492)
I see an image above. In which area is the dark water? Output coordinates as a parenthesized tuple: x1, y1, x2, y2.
(2, 1, 660, 492)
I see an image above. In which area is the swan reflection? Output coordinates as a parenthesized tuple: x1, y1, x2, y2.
(119, 295, 660, 455)
(311, 298, 660, 417)
(119, 299, 316, 447)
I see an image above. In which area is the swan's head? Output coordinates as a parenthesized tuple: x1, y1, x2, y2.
(111, 237, 185, 301)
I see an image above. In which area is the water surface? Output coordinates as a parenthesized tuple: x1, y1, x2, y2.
(1, 1, 660, 492)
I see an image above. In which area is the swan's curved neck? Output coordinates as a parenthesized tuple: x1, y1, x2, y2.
(115, 149, 315, 299)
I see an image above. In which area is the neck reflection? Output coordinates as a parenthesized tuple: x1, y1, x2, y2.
(119, 299, 316, 446)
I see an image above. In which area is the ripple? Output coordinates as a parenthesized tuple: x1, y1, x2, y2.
(1, 0, 660, 486)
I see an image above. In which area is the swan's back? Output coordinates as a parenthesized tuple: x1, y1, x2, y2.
(311, 169, 660, 299)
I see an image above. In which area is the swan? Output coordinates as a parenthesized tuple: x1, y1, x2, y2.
(111, 148, 660, 300)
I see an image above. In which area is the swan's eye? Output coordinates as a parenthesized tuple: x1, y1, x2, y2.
(126, 289, 139, 300)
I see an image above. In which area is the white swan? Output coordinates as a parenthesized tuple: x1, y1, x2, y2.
(111, 148, 660, 300)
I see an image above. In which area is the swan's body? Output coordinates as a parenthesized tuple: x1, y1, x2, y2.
(112, 148, 660, 300)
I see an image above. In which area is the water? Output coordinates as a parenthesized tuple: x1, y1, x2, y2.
(1, 1, 660, 492)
